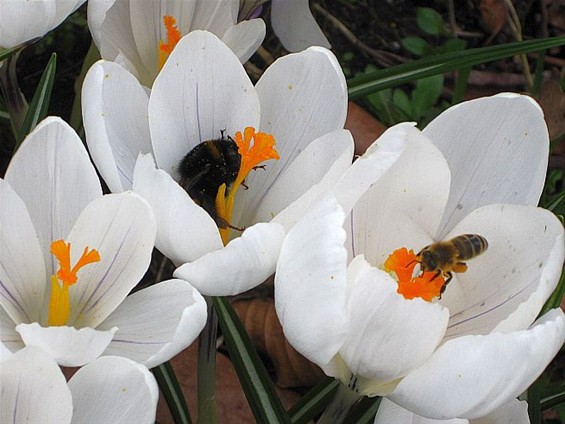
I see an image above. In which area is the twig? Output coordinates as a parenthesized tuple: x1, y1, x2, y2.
(504, 0, 534, 91)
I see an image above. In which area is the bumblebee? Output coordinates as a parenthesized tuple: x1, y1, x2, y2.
(416, 234, 488, 294)
(178, 131, 241, 228)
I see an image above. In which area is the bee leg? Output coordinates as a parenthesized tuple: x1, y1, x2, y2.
(431, 270, 442, 281)
(452, 262, 468, 273)
(438, 273, 453, 299)
(216, 216, 245, 232)
(241, 180, 249, 190)
(253, 165, 266, 171)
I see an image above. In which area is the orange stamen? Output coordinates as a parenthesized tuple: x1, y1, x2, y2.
(48, 240, 100, 326)
(217, 127, 279, 245)
(158, 15, 182, 70)
(384, 247, 446, 301)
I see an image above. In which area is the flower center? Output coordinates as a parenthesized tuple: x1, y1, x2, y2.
(215, 127, 279, 244)
(158, 15, 182, 70)
(48, 240, 100, 326)
(384, 247, 446, 301)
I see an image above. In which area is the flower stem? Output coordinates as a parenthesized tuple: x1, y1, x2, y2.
(317, 382, 362, 424)
(0, 53, 28, 137)
(197, 296, 218, 424)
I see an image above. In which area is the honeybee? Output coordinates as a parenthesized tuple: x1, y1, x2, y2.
(178, 131, 241, 229)
(416, 234, 488, 295)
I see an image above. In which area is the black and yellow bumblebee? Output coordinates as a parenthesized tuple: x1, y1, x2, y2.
(178, 131, 241, 228)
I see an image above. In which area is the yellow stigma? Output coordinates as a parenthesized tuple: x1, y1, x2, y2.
(158, 15, 182, 70)
(48, 240, 100, 326)
(216, 127, 279, 245)
(384, 247, 446, 301)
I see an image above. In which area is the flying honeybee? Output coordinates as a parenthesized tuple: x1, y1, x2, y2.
(415, 234, 488, 295)
(178, 131, 241, 229)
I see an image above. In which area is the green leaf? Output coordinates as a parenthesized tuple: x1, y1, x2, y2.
(348, 38, 565, 100)
(0, 38, 39, 62)
(417, 7, 445, 36)
(401, 37, 429, 57)
(441, 38, 467, 54)
(212, 296, 291, 424)
(288, 378, 339, 424)
(541, 382, 565, 410)
(412, 74, 444, 118)
(539, 271, 565, 317)
(152, 361, 192, 424)
(344, 396, 381, 423)
(14, 53, 57, 150)
(392, 88, 412, 117)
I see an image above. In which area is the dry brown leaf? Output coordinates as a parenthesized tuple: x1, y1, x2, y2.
(233, 298, 325, 388)
(479, 0, 508, 37)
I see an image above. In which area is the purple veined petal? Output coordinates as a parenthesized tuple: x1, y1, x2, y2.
(0, 179, 46, 325)
(221, 19, 265, 63)
(0, 307, 24, 353)
(69, 356, 158, 424)
(98, 279, 207, 368)
(1, 346, 72, 423)
(5, 117, 102, 280)
(16, 322, 116, 367)
(82, 60, 152, 193)
(149, 30, 260, 177)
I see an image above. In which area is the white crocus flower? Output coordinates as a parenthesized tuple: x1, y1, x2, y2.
(0, 117, 207, 368)
(82, 30, 377, 297)
(1, 345, 158, 424)
(374, 398, 530, 424)
(87, 0, 265, 87)
(238, 0, 330, 52)
(0, 0, 85, 49)
(275, 94, 565, 420)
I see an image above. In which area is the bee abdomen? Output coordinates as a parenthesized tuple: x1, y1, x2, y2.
(452, 234, 488, 260)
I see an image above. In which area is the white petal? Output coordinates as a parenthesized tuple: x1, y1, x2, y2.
(98, 279, 207, 368)
(82, 60, 152, 192)
(149, 30, 260, 176)
(342, 256, 449, 395)
(174, 222, 285, 296)
(389, 308, 565, 420)
(16, 322, 116, 367)
(252, 46, 347, 212)
(1, 346, 72, 424)
(424, 94, 549, 238)
(443, 204, 564, 338)
(471, 399, 529, 424)
(5, 117, 102, 277)
(66, 193, 156, 328)
(0, 179, 46, 324)
(0, 307, 23, 353)
(270, 0, 330, 51)
(69, 356, 158, 424)
(374, 398, 468, 424)
(247, 129, 353, 227)
(351, 127, 450, 268)
(133, 153, 222, 265)
(275, 195, 348, 373)
(335, 122, 411, 215)
(222, 19, 266, 63)
(86, 0, 116, 47)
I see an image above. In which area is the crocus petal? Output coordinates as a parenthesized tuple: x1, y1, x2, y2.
(133, 153, 222, 265)
(149, 30, 260, 176)
(0, 307, 24, 353)
(16, 322, 117, 367)
(252, 46, 347, 211)
(174, 222, 285, 296)
(342, 256, 449, 395)
(270, 0, 330, 51)
(471, 399, 529, 424)
(350, 127, 450, 267)
(1, 346, 72, 424)
(424, 94, 549, 238)
(97, 279, 207, 368)
(69, 356, 158, 424)
(245, 129, 354, 228)
(86, 0, 116, 47)
(374, 398, 468, 424)
(275, 195, 348, 373)
(66, 193, 156, 328)
(389, 308, 565, 420)
(82, 60, 152, 192)
(442, 204, 564, 338)
(0, 179, 46, 324)
(5, 117, 102, 277)
(221, 19, 266, 63)
(0, 0, 85, 49)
